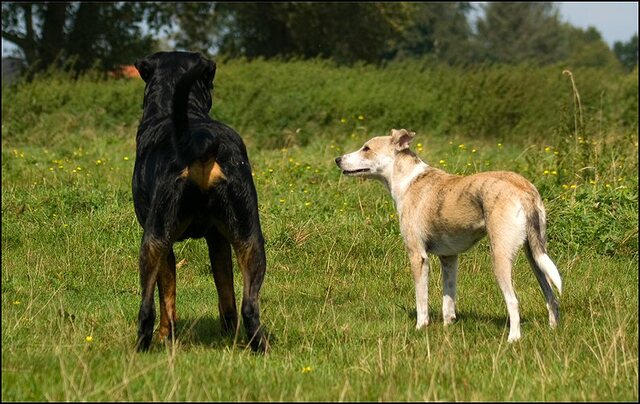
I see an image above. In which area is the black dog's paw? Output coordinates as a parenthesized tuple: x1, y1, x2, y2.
(135, 334, 153, 352)
(248, 327, 270, 353)
(220, 313, 239, 336)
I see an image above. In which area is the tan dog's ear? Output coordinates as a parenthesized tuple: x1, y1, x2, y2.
(391, 129, 416, 151)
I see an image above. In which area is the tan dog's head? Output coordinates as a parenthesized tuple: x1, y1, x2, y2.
(335, 129, 416, 181)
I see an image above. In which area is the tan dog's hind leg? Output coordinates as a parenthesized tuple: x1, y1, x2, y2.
(491, 252, 520, 342)
(439, 255, 458, 325)
(487, 205, 527, 342)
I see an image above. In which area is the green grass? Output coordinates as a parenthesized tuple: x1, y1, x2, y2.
(2, 62, 638, 401)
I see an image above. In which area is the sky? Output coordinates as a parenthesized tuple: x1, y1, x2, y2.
(557, 2, 638, 46)
(2, 2, 639, 57)
(468, 2, 638, 47)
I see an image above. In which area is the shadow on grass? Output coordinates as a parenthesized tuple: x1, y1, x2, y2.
(396, 303, 510, 329)
(165, 315, 275, 352)
(174, 315, 236, 348)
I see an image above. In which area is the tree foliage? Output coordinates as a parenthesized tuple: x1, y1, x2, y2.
(212, 2, 413, 64)
(392, 2, 474, 64)
(614, 34, 638, 71)
(1, 1, 632, 74)
(2, 2, 155, 74)
(475, 2, 566, 65)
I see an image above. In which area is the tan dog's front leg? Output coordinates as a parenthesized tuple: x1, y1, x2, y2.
(410, 251, 430, 329)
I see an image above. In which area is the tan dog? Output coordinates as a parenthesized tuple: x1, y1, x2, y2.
(335, 129, 562, 342)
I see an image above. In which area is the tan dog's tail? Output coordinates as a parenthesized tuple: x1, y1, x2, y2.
(526, 200, 563, 294)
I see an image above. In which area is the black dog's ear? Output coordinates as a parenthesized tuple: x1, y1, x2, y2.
(200, 57, 216, 89)
(134, 58, 156, 83)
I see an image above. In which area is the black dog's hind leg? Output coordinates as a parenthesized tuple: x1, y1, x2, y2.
(233, 234, 268, 352)
(136, 179, 185, 351)
(157, 248, 177, 342)
(205, 229, 238, 335)
(136, 233, 169, 351)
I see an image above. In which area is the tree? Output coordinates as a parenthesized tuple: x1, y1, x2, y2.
(141, 3, 474, 65)
(475, 2, 567, 65)
(209, 2, 413, 64)
(143, 2, 218, 56)
(2, 2, 156, 74)
(613, 34, 638, 71)
(561, 25, 621, 69)
(391, 2, 474, 64)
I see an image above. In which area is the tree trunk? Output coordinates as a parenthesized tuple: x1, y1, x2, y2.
(66, 2, 102, 72)
(38, 2, 69, 69)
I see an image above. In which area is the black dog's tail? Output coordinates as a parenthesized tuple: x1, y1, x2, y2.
(171, 61, 219, 167)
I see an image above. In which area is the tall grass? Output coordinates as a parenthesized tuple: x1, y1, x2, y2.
(2, 60, 637, 401)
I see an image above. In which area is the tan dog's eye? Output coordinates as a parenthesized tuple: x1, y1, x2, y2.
(362, 146, 370, 152)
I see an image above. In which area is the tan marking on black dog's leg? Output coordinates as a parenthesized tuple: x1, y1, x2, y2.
(137, 235, 168, 351)
(157, 249, 177, 341)
(178, 167, 189, 180)
(233, 237, 268, 352)
(206, 231, 238, 335)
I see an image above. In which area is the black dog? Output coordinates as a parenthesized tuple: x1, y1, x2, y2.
(132, 51, 267, 352)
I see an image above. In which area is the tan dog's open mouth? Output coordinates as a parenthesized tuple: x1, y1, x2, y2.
(342, 168, 370, 176)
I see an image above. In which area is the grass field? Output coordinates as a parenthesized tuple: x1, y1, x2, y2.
(2, 62, 638, 401)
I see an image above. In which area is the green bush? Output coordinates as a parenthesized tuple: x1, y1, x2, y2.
(3, 59, 637, 149)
